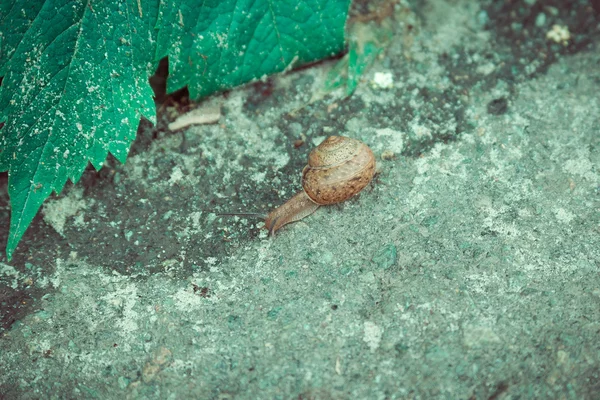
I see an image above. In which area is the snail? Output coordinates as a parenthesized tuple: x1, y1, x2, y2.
(219, 136, 376, 235)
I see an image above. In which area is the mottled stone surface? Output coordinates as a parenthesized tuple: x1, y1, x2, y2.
(1, 1, 599, 398)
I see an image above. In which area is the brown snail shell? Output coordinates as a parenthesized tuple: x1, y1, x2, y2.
(264, 136, 376, 235)
(302, 136, 376, 205)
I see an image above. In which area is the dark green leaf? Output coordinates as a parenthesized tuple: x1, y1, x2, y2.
(0, 0, 160, 259)
(156, 0, 350, 98)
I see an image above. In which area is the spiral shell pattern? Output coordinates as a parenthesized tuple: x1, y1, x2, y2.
(302, 136, 376, 205)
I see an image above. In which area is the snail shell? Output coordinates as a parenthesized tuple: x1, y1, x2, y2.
(302, 135, 376, 205)
(265, 136, 376, 234)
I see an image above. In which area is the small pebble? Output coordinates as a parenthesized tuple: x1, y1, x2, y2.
(535, 12, 546, 27)
(381, 150, 395, 160)
(477, 11, 489, 26)
(118, 376, 130, 389)
(372, 244, 397, 269)
(372, 72, 394, 89)
(487, 98, 508, 115)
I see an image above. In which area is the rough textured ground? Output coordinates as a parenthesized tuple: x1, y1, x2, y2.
(1, 0, 599, 398)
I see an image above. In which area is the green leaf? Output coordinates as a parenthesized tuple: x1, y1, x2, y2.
(156, 0, 351, 98)
(0, 0, 160, 260)
(0, 0, 350, 260)
(321, 20, 393, 98)
(0, 1, 46, 76)
(346, 22, 392, 96)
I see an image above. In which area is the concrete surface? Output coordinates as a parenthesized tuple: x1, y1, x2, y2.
(1, 0, 599, 398)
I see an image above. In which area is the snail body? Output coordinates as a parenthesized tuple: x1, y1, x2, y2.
(265, 135, 376, 235)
